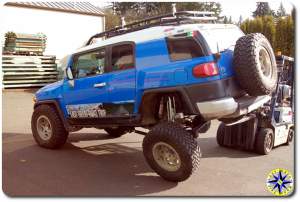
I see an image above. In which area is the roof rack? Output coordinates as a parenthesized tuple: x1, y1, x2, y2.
(86, 11, 217, 45)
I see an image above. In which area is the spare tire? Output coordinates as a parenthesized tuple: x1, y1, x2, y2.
(233, 33, 277, 96)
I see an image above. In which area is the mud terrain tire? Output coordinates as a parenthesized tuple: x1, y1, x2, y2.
(143, 122, 201, 182)
(32, 105, 68, 149)
(233, 33, 277, 96)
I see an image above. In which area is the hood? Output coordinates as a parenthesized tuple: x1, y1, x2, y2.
(36, 80, 64, 101)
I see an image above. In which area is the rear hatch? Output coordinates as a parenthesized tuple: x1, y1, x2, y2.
(198, 24, 244, 79)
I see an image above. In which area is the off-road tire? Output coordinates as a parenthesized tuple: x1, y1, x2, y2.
(255, 128, 274, 155)
(285, 128, 294, 145)
(216, 123, 226, 147)
(31, 105, 68, 149)
(143, 122, 201, 182)
(105, 127, 128, 138)
(233, 33, 277, 96)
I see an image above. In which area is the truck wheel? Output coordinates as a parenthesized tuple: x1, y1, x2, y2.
(143, 122, 201, 182)
(216, 123, 225, 147)
(285, 128, 294, 145)
(255, 128, 274, 155)
(31, 105, 68, 149)
(233, 33, 277, 96)
(105, 127, 128, 138)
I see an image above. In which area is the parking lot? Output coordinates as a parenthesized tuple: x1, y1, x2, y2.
(2, 89, 294, 196)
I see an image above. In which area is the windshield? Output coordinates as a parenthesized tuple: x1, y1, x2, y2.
(200, 25, 244, 53)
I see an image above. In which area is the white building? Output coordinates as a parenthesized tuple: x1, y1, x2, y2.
(0, 1, 105, 59)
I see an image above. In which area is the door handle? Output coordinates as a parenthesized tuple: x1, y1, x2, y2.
(94, 82, 106, 88)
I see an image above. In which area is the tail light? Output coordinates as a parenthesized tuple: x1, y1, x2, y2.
(192, 62, 219, 78)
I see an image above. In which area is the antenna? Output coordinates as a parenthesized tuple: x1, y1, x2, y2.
(121, 17, 126, 28)
(172, 3, 177, 16)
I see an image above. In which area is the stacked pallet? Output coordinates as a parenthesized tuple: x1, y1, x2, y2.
(2, 55, 58, 88)
(4, 32, 46, 55)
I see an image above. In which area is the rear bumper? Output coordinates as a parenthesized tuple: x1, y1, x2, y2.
(196, 97, 238, 119)
(196, 95, 271, 120)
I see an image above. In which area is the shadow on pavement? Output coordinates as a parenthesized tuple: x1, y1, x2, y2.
(68, 132, 113, 142)
(2, 132, 177, 196)
(198, 137, 258, 158)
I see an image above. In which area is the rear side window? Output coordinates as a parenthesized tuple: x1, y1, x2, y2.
(111, 44, 134, 71)
(166, 37, 205, 61)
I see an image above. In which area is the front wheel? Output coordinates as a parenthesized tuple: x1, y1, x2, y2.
(31, 105, 68, 149)
(143, 122, 201, 182)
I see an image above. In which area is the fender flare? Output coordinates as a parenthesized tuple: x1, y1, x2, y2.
(139, 86, 199, 116)
(34, 100, 70, 131)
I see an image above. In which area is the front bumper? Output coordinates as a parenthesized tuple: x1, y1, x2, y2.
(196, 95, 271, 120)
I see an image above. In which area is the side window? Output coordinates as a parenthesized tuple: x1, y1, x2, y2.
(166, 37, 205, 61)
(111, 44, 134, 71)
(73, 49, 106, 79)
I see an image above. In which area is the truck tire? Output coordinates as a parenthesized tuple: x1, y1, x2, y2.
(31, 105, 68, 149)
(216, 123, 225, 147)
(105, 127, 128, 138)
(143, 122, 201, 182)
(255, 128, 274, 155)
(233, 33, 277, 96)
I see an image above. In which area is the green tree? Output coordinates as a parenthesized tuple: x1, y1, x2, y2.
(253, 2, 274, 17)
(240, 14, 294, 57)
(238, 15, 243, 26)
(103, 8, 120, 30)
(223, 16, 228, 24)
(111, 2, 222, 24)
(276, 2, 286, 17)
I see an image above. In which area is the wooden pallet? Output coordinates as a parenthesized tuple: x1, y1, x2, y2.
(2, 55, 58, 89)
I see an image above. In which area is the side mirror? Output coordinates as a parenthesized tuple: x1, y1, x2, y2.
(65, 67, 74, 87)
(66, 67, 74, 80)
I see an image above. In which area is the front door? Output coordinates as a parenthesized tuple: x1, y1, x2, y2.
(62, 48, 110, 119)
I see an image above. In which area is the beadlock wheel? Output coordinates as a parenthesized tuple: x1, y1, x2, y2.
(152, 142, 181, 172)
(37, 115, 53, 141)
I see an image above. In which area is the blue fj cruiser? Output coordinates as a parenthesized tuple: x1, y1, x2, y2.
(31, 11, 278, 181)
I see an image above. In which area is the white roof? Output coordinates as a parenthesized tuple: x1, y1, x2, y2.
(74, 23, 240, 54)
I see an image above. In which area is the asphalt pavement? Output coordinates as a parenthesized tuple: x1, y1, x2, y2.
(2, 89, 294, 196)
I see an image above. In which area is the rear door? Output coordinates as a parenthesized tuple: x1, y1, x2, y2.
(105, 42, 136, 116)
(199, 25, 244, 79)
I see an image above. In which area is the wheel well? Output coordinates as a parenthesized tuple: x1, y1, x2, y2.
(139, 92, 186, 126)
(34, 101, 69, 130)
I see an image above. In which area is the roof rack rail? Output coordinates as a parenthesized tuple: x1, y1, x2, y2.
(86, 11, 217, 45)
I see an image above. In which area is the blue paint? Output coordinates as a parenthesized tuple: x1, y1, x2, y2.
(35, 35, 236, 120)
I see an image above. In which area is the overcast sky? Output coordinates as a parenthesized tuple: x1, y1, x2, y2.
(91, 0, 294, 22)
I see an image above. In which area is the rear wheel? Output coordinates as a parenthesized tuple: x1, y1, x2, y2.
(31, 105, 68, 149)
(255, 128, 274, 155)
(143, 122, 201, 182)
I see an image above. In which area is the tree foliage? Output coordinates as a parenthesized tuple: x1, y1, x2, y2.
(253, 2, 275, 17)
(106, 2, 222, 28)
(240, 15, 294, 56)
(276, 2, 286, 17)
